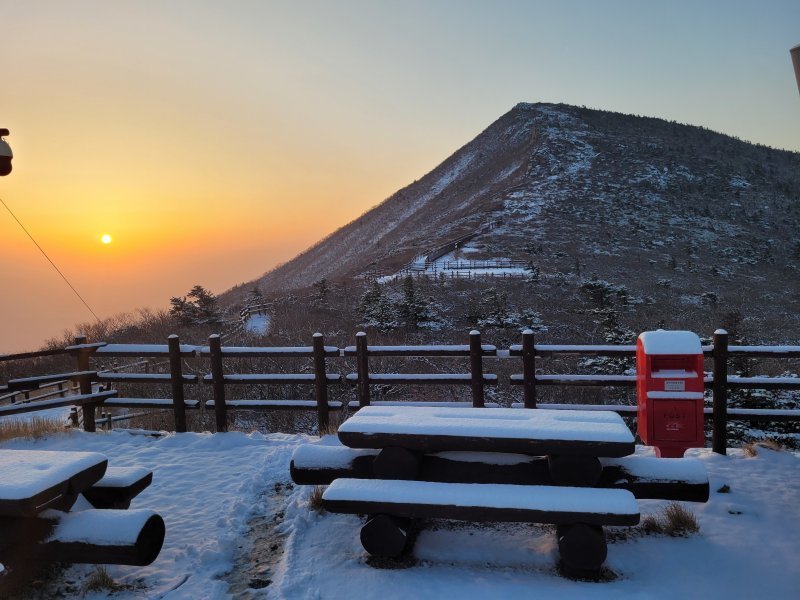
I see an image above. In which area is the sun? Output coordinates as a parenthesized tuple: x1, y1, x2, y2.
(101, 233, 112, 244)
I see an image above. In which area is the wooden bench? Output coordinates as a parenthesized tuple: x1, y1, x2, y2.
(290, 443, 710, 502)
(0, 508, 165, 567)
(0, 450, 164, 592)
(82, 467, 154, 509)
(323, 478, 639, 574)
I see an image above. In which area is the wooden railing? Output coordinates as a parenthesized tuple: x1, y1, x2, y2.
(1, 330, 798, 456)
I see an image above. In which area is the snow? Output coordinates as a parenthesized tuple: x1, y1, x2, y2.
(728, 345, 800, 354)
(244, 313, 270, 335)
(0, 449, 106, 502)
(323, 479, 640, 516)
(0, 405, 73, 423)
(278, 446, 800, 599)
(342, 344, 497, 354)
(96, 344, 197, 356)
(0, 430, 303, 598)
(601, 456, 708, 484)
(510, 403, 638, 413)
(638, 331, 702, 355)
(95, 466, 152, 488)
(337, 406, 634, 444)
(517, 344, 638, 353)
(292, 444, 379, 469)
(728, 376, 800, 385)
(520, 374, 637, 383)
(1, 432, 799, 598)
(646, 391, 704, 400)
(45, 508, 158, 545)
(346, 401, 501, 408)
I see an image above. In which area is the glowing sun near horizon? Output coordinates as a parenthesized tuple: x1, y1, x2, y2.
(101, 233, 113, 244)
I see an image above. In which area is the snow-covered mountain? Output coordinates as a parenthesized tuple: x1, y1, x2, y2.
(229, 103, 800, 328)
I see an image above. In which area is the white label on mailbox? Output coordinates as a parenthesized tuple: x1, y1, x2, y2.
(665, 380, 686, 392)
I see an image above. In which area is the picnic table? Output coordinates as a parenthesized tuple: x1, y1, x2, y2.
(291, 405, 710, 578)
(0, 449, 163, 591)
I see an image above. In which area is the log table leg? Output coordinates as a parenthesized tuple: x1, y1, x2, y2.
(372, 447, 420, 480)
(556, 523, 607, 578)
(360, 514, 412, 558)
(547, 455, 602, 487)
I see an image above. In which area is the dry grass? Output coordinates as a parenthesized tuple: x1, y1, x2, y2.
(0, 417, 66, 442)
(318, 410, 348, 437)
(308, 486, 326, 513)
(83, 566, 119, 593)
(632, 503, 700, 538)
(661, 502, 700, 536)
(639, 515, 664, 535)
(743, 438, 786, 457)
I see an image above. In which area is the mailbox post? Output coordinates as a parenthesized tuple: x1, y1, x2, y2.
(636, 331, 705, 458)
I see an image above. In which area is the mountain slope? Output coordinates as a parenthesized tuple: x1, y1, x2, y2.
(230, 103, 800, 313)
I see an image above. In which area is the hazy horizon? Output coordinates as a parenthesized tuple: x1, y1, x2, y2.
(1, 0, 799, 353)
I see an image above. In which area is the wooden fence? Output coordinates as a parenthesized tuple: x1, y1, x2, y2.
(1, 330, 799, 456)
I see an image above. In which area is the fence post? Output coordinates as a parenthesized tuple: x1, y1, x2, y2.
(74, 335, 96, 432)
(712, 329, 728, 455)
(209, 334, 227, 432)
(68, 407, 79, 428)
(313, 333, 330, 433)
(356, 332, 370, 407)
(58, 381, 65, 398)
(522, 329, 537, 408)
(469, 330, 485, 408)
(168, 334, 187, 433)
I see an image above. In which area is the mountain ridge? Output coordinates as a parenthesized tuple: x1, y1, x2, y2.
(223, 102, 800, 331)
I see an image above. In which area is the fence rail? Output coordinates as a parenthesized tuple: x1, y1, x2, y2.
(1, 329, 798, 455)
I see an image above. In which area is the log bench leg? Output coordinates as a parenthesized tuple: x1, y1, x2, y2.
(360, 514, 412, 558)
(547, 455, 602, 487)
(556, 523, 607, 579)
(372, 447, 420, 480)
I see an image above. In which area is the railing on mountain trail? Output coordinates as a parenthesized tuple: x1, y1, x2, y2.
(1, 330, 798, 456)
(219, 300, 274, 343)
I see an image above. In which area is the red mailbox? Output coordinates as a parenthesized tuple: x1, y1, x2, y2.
(636, 331, 705, 458)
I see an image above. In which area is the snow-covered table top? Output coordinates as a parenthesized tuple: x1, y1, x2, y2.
(0, 449, 108, 516)
(338, 406, 635, 457)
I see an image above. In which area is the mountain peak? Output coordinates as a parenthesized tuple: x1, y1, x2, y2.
(230, 104, 800, 313)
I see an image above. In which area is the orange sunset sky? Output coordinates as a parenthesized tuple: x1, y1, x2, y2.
(1, 1, 799, 352)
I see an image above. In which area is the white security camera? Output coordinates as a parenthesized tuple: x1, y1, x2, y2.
(0, 129, 12, 176)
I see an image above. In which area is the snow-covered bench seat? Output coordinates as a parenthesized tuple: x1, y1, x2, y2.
(290, 443, 709, 502)
(0, 508, 165, 568)
(42, 508, 165, 566)
(323, 478, 639, 574)
(82, 466, 154, 510)
(323, 478, 640, 527)
(337, 405, 635, 457)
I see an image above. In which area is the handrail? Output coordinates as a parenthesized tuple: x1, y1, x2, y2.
(0, 330, 796, 454)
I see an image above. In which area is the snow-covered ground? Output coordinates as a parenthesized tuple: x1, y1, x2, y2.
(1, 431, 798, 599)
(380, 245, 527, 283)
(244, 313, 270, 335)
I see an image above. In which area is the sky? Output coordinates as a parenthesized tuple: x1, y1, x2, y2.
(1, 0, 798, 353)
